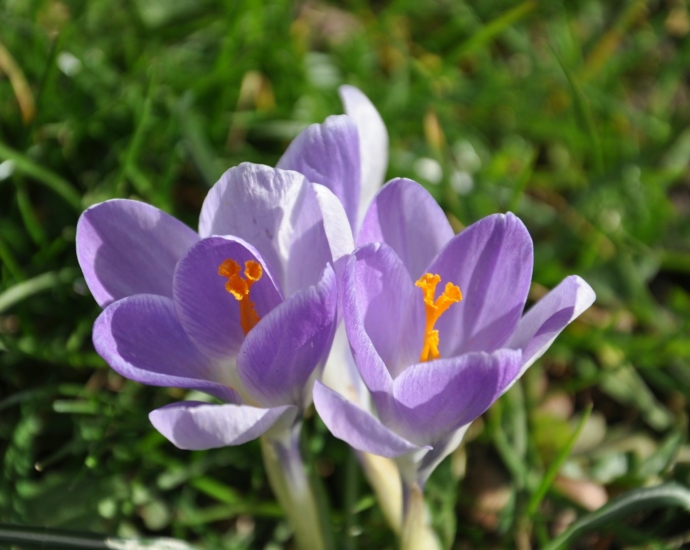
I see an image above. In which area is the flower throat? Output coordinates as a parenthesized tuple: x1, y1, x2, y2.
(218, 259, 263, 335)
(415, 273, 462, 362)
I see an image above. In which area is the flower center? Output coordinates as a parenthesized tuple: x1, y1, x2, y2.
(218, 258, 263, 335)
(415, 273, 463, 362)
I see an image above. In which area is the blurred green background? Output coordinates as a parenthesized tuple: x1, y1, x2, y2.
(2, 0, 690, 548)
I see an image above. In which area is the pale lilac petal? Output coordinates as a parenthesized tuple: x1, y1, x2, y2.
(416, 424, 471, 486)
(312, 183, 355, 284)
(507, 275, 595, 384)
(277, 115, 361, 228)
(149, 401, 298, 450)
(198, 163, 331, 295)
(357, 178, 454, 280)
(343, 243, 422, 391)
(237, 266, 338, 409)
(429, 213, 533, 357)
(173, 236, 283, 362)
(339, 85, 389, 225)
(387, 349, 522, 446)
(320, 323, 369, 406)
(77, 199, 199, 307)
(313, 381, 426, 458)
(93, 294, 239, 403)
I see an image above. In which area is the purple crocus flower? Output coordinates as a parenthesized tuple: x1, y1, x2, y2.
(313, 178, 596, 489)
(275, 86, 389, 404)
(76, 163, 351, 450)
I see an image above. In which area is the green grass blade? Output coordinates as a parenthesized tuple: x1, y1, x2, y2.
(115, 71, 155, 196)
(16, 182, 48, 246)
(0, 268, 78, 313)
(0, 233, 25, 280)
(550, 46, 605, 175)
(0, 142, 81, 210)
(542, 483, 690, 550)
(451, 1, 537, 61)
(527, 404, 592, 516)
(0, 524, 198, 549)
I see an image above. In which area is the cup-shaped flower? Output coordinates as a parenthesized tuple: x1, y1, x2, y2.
(77, 163, 351, 450)
(313, 178, 596, 486)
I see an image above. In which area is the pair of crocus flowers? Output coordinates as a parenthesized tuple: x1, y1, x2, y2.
(77, 87, 595, 487)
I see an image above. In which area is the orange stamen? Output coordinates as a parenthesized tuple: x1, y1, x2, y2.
(218, 259, 263, 335)
(415, 273, 463, 362)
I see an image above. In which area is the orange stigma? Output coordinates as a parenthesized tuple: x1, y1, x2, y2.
(415, 273, 462, 362)
(218, 259, 263, 335)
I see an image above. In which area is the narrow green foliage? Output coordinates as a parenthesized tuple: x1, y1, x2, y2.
(528, 404, 593, 517)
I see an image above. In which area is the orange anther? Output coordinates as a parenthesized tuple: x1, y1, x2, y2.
(218, 259, 241, 279)
(225, 274, 249, 300)
(218, 257, 264, 335)
(244, 260, 262, 282)
(415, 273, 462, 362)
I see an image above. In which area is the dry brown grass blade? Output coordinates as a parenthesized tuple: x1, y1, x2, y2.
(0, 40, 36, 124)
(580, 0, 650, 82)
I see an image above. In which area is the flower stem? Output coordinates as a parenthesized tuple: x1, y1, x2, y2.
(260, 424, 329, 550)
(361, 452, 403, 533)
(400, 479, 442, 550)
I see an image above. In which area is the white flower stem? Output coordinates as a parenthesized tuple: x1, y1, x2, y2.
(361, 452, 403, 533)
(400, 479, 442, 550)
(260, 424, 329, 550)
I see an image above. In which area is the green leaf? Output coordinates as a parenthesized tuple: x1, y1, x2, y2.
(542, 483, 690, 550)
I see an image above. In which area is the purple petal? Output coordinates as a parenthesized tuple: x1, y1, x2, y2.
(173, 236, 283, 363)
(77, 199, 199, 307)
(507, 275, 595, 383)
(343, 243, 422, 392)
(339, 86, 389, 225)
(93, 294, 239, 403)
(277, 115, 361, 229)
(237, 266, 338, 409)
(312, 184, 355, 284)
(313, 381, 426, 458)
(429, 213, 534, 357)
(387, 349, 522, 446)
(357, 178, 454, 280)
(198, 163, 332, 295)
(149, 401, 298, 450)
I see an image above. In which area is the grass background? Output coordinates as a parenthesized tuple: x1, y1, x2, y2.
(2, 0, 690, 548)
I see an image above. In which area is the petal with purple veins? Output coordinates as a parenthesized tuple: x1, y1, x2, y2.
(388, 349, 522, 446)
(93, 294, 239, 403)
(198, 163, 332, 295)
(173, 236, 283, 363)
(428, 213, 534, 357)
(149, 401, 298, 450)
(313, 381, 427, 458)
(358, 178, 454, 280)
(237, 266, 338, 409)
(277, 115, 361, 229)
(77, 199, 199, 307)
(343, 243, 423, 389)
